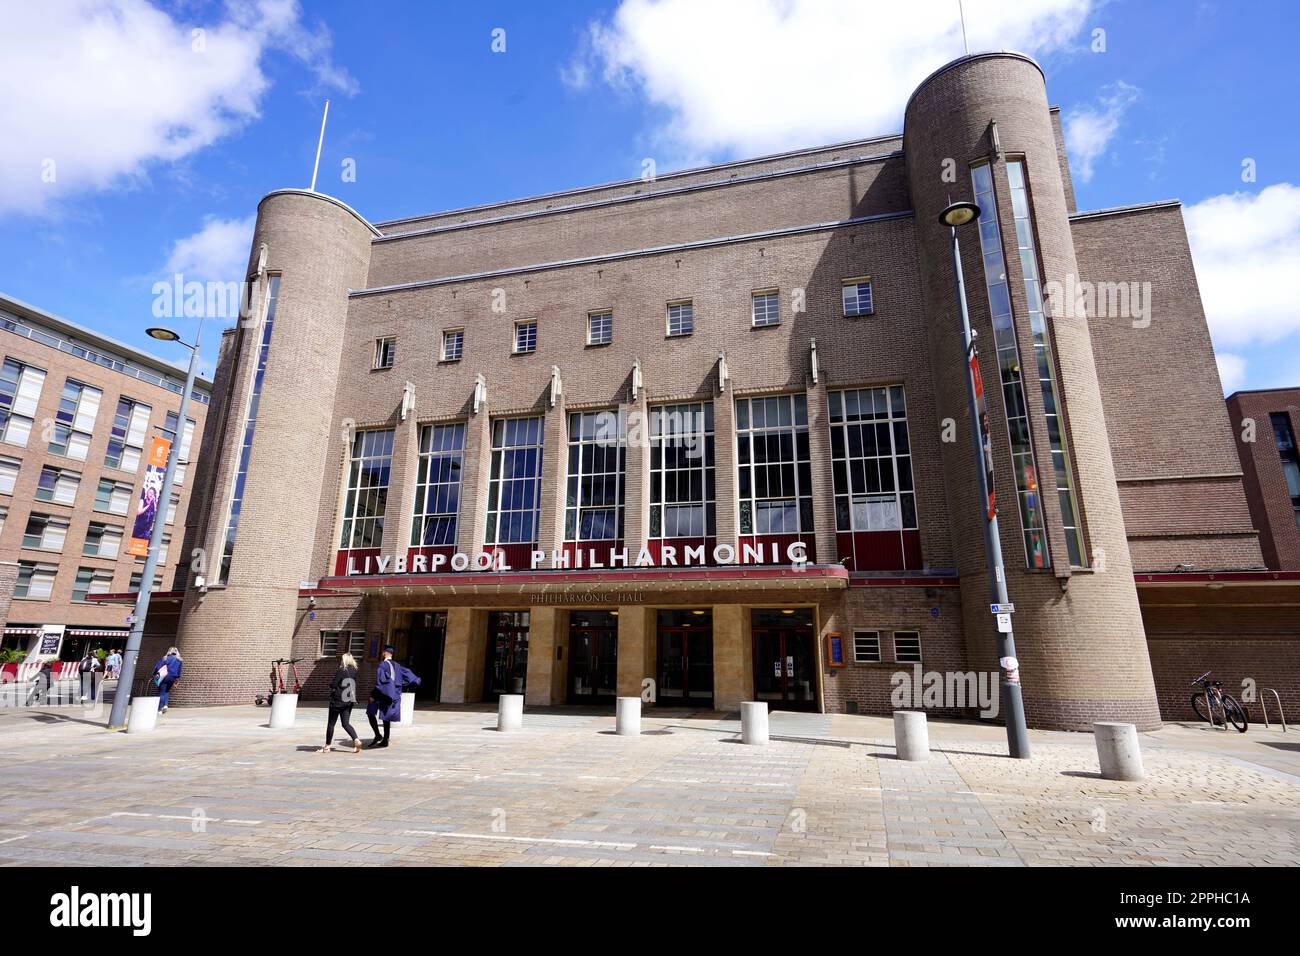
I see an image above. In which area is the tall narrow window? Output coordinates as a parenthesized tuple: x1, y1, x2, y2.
(485, 416, 543, 560)
(105, 397, 152, 471)
(50, 379, 102, 461)
(565, 410, 626, 559)
(736, 393, 814, 561)
(1006, 160, 1085, 566)
(829, 386, 921, 571)
(218, 275, 278, 583)
(373, 337, 396, 369)
(1272, 412, 1300, 529)
(337, 429, 395, 568)
(649, 402, 716, 555)
(0, 357, 46, 447)
(0, 456, 19, 494)
(970, 163, 1049, 568)
(411, 422, 466, 552)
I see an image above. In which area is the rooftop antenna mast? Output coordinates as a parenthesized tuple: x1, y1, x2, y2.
(309, 99, 330, 192)
(958, 0, 970, 54)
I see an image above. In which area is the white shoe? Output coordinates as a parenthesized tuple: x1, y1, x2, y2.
(159, 706, 168, 714)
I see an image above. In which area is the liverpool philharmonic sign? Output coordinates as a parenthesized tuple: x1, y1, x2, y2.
(344, 541, 811, 576)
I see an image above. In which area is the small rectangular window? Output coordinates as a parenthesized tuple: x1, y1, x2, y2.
(321, 630, 341, 657)
(842, 278, 874, 317)
(894, 631, 922, 663)
(442, 329, 464, 362)
(22, 513, 69, 552)
(35, 466, 81, 506)
(0, 456, 20, 495)
(587, 311, 613, 346)
(83, 522, 124, 559)
(95, 478, 132, 515)
(15, 561, 58, 600)
(374, 337, 396, 369)
(514, 320, 537, 354)
(752, 290, 780, 327)
(853, 630, 881, 663)
(667, 300, 694, 337)
(72, 566, 114, 603)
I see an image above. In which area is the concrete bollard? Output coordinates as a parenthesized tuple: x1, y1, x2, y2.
(399, 691, 415, 727)
(268, 692, 298, 729)
(740, 701, 769, 745)
(497, 694, 523, 732)
(127, 696, 159, 734)
(1093, 722, 1144, 781)
(615, 696, 641, 736)
(893, 710, 930, 761)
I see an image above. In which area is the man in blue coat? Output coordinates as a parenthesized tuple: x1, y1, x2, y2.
(366, 645, 420, 748)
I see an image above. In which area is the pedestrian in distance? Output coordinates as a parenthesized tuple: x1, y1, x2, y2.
(318, 652, 362, 753)
(152, 647, 183, 713)
(366, 645, 420, 749)
(78, 649, 100, 703)
(104, 648, 122, 680)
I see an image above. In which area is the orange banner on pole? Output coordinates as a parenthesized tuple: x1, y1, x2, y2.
(126, 436, 172, 557)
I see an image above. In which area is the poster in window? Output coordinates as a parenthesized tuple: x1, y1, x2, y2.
(127, 437, 171, 557)
(826, 632, 846, 668)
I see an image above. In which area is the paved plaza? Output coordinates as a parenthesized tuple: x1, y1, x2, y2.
(0, 702, 1297, 867)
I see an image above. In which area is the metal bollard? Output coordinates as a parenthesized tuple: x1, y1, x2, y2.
(740, 701, 769, 745)
(1093, 722, 1144, 781)
(893, 710, 930, 760)
(497, 693, 523, 732)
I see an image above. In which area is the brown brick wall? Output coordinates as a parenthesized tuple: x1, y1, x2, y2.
(1227, 390, 1300, 570)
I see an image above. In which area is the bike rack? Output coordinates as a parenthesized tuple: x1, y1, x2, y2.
(1205, 689, 1228, 731)
(1260, 688, 1287, 732)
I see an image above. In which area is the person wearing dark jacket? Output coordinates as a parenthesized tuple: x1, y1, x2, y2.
(366, 645, 420, 749)
(152, 647, 183, 713)
(318, 653, 361, 753)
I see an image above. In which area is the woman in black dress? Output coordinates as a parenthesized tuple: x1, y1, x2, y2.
(318, 652, 361, 753)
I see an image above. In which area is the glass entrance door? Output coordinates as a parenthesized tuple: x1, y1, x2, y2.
(656, 609, 714, 707)
(567, 610, 618, 703)
(484, 610, 529, 701)
(407, 611, 446, 701)
(751, 608, 817, 711)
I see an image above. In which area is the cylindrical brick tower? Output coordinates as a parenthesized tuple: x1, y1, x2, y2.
(903, 53, 1160, 730)
(172, 190, 374, 704)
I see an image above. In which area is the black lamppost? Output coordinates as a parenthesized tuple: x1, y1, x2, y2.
(107, 323, 201, 730)
(939, 200, 1031, 760)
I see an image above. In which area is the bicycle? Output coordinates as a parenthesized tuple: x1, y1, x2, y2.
(1190, 671, 1248, 732)
(255, 658, 305, 705)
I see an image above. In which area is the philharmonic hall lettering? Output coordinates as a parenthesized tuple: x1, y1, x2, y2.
(345, 541, 810, 575)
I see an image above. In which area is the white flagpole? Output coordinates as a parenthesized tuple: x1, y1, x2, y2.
(310, 99, 330, 192)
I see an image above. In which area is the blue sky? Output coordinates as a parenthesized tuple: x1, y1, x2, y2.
(1, 0, 1296, 391)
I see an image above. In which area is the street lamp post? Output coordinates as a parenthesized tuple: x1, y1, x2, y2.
(107, 323, 201, 730)
(939, 200, 1032, 760)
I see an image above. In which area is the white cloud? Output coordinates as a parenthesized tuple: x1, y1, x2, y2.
(164, 214, 256, 284)
(1063, 81, 1140, 183)
(566, 0, 1094, 159)
(1215, 351, 1247, 394)
(0, 0, 355, 217)
(1185, 183, 1300, 348)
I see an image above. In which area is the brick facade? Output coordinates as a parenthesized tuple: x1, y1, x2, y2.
(0, 295, 210, 661)
(161, 52, 1285, 731)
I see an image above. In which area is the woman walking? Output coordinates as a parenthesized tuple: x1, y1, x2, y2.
(318, 652, 361, 753)
(152, 647, 183, 713)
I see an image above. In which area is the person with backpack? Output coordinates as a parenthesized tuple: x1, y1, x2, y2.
(78, 649, 100, 703)
(366, 645, 420, 749)
(152, 647, 183, 713)
(318, 652, 362, 753)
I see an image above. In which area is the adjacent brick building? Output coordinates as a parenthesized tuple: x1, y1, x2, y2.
(0, 293, 210, 663)
(154, 52, 1295, 730)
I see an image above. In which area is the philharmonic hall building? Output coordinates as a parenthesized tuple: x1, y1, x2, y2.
(157, 52, 1298, 730)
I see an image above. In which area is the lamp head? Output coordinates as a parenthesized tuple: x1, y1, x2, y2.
(938, 201, 981, 228)
(146, 327, 181, 342)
